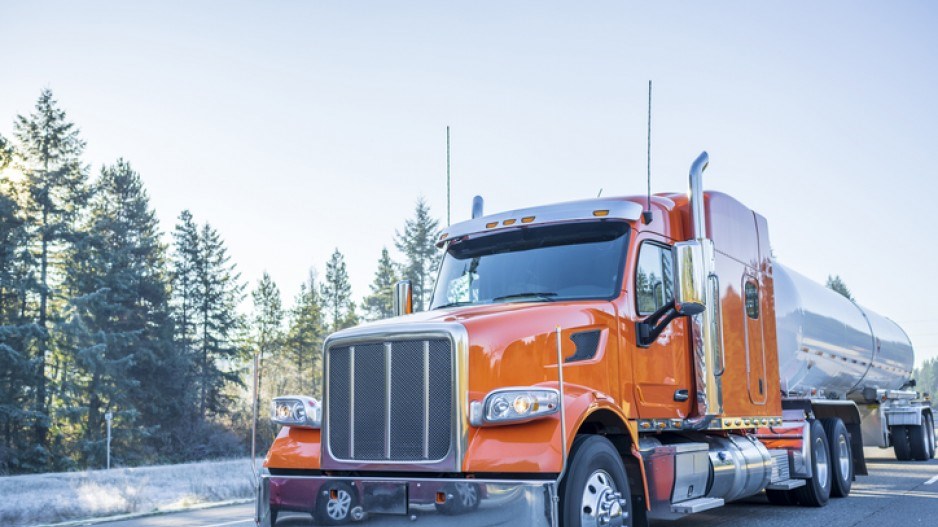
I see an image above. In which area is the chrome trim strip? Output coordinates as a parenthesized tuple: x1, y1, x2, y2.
(321, 323, 470, 471)
(349, 345, 356, 458)
(384, 342, 392, 459)
(437, 198, 642, 247)
(423, 340, 431, 460)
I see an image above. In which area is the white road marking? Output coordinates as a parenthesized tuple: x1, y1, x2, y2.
(926, 475, 938, 485)
(198, 520, 253, 527)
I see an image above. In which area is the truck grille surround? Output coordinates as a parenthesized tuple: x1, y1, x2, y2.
(326, 338, 454, 462)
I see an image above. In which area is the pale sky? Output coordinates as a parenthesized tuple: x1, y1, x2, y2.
(2, 1, 937, 364)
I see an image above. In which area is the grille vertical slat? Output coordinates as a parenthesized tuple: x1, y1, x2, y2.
(352, 343, 387, 459)
(327, 337, 453, 462)
(328, 346, 351, 459)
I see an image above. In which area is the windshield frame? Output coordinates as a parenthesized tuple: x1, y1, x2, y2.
(429, 220, 632, 309)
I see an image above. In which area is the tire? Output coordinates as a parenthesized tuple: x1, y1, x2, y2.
(434, 482, 481, 515)
(927, 413, 937, 460)
(821, 418, 853, 498)
(765, 488, 797, 506)
(892, 425, 913, 461)
(559, 435, 633, 527)
(269, 507, 278, 526)
(910, 421, 931, 461)
(794, 419, 832, 507)
(315, 482, 357, 525)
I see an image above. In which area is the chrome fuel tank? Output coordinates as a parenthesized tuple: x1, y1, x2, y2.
(773, 263, 913, 397)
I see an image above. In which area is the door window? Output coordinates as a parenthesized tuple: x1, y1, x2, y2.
(635, 242, 673, 315)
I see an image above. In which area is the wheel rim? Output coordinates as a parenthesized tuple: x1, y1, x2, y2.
(815, 437, 829, 489)
(580, 469, 627, 527)
(837, 435, 850, 479)
(327, 489, 352, 520)
(929, 416, 936, 455)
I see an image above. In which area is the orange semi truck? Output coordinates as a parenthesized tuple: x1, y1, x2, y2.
(256, 152, 933, 527)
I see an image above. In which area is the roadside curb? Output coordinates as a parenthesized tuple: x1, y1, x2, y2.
(32, 498, 253, 527)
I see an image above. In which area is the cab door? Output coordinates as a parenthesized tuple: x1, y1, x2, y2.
(627, 238, 694, 419)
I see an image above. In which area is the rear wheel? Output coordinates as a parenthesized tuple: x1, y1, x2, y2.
(794, 419, 832, 507)
(559, 435, 632, 527)
(821, 418, 853, 497)
(892, 425, 913, 461)
(927, 413, 937, 460)
(269, 507, 278, 526)
(910, 419, 932, 461)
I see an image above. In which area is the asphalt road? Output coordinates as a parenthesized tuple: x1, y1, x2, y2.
(97, 448, 938, 527)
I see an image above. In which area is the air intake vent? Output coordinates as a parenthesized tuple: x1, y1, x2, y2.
(566, 330, 601, 363)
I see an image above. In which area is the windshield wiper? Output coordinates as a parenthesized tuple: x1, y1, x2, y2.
(492, 292, 558, 303)
(433, 301, 475, 310)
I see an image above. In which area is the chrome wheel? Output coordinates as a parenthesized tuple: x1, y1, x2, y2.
(580, 469, 627, 527)
(455, 483, 479, 508)
(326, 488, 352, 520)
(815, 436, 830, 490)
(836, 435, 850, 478)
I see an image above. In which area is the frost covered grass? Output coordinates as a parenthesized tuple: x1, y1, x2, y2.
(0, 458, 256, 526)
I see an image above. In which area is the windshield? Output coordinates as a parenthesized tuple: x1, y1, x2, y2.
(430, 221, 630, 309)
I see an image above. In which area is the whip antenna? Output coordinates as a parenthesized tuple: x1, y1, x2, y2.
(446, 126, 451, 226)
(643, 80, 654, 225)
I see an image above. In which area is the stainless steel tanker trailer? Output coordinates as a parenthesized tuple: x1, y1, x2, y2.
(774, 263, 932, 461)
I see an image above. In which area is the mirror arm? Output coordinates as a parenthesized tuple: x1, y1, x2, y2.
(636, 301, 680, 348)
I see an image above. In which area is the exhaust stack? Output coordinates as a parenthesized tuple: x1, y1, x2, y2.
(686, 151, 725, 421)
(471, 195, 484, 219)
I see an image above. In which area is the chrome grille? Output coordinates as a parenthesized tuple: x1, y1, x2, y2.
(327, 338, 453, 462)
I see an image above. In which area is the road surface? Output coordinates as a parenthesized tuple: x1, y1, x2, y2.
(97, 448, 938, 527)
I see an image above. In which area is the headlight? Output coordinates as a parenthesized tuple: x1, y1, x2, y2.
(469, 388, 560, 426)
(271, 395, 321, 429)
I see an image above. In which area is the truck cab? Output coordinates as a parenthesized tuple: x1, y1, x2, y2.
(257, 152, 931, 527)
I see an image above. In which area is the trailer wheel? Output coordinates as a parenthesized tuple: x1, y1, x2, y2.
(928, 413, 937, 460)
(821, 418, 853, 497)
(794, 420, 832, 507)
(559, 435, 632, 527)
(910, 416, 934, 461)
(892, 426, 913, 461)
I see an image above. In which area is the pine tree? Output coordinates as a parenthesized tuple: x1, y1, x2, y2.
(395, 198, 441, 311)
(826, 275, 854, 301)
(281, 272, 326, 398)
(171, 210, 200, 420)
(250, 272, 283, 434)
(0, 133, 13, 171)
(362, 247, 398, 321)
(13, 88, 89, 455)
(321, 249, 353, 331)
(0, 179, 41, 472)
(58, 159, 176, 467)
(194, 222, 245, 420)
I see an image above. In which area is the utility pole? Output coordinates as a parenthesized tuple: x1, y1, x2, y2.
(105, 411, 113, 469)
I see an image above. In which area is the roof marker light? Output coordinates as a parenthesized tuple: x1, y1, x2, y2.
(521, 216, 535, 224)
(593, 210, 609, 217)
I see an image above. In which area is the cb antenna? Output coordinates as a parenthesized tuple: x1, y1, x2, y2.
(642, 80, 654, 225)
(446, 125, 451, 226)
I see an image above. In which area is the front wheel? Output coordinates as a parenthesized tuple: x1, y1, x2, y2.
(559, 435, 632, 527)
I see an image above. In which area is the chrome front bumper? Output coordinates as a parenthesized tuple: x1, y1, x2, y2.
(256, 472, 556, 526)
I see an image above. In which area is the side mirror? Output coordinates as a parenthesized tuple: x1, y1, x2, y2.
(672, 241, 706, 316)
(393, 280, 413, 316)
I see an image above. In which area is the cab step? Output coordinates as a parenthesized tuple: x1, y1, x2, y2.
(670, 497, 724, 514)
(765, 479, 806, 491)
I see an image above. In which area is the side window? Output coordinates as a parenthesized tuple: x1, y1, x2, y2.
(744, 280, 760, 319)
(636, 242, 674, 315)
